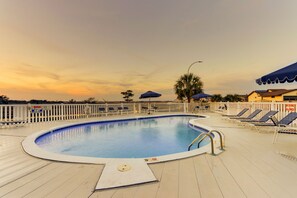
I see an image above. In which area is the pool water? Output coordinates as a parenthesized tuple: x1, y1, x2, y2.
(36, 116, 208, 158)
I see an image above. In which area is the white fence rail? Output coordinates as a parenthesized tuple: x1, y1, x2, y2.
(3, 101, 297, 127)
(0, 103, 186, 124)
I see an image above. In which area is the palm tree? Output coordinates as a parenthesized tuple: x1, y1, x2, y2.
(174, 73, 203, 103)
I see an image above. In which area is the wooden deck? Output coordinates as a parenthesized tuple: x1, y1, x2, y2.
(1, 113, 297, 198)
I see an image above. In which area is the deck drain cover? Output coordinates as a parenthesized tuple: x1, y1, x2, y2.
(117, 164, 132, 172)
(278, 152, 297, 162)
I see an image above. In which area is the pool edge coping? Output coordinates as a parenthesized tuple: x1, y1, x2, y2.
(22, 113, 220, 165)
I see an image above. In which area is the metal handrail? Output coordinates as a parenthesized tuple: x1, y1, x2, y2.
(188, 133, 214, 155)
(198, 130, 225, 150)
(188, 130, 225, 155)
(197, 133, 211, 148)
(188, 133, 207, 150)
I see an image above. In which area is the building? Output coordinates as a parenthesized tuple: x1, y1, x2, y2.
(248, 89, 297, 102)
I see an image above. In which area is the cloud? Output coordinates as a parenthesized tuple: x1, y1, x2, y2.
(63, 78, 133, 87)
(13, 63, 60, 80)
(1, 23, 71, 55)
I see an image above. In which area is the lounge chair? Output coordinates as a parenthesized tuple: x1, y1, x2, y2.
(222, 108, 249, 118)
(0, 120, 27, 128)
(253, 112, 297, 133)
(108, 107, 115, 111)
(273, 125, 297, 143)
(230, 109, 262, 121)
(142, 106, 148, 113)
(151, 105, 158, 111)
(107, 107, 116, 115)
(192, 106, 200, 113)
(123, 106, 129, 114)
(272, 112, 297, 142)
(217, 106, 223, 111)
(242, 110, 278, 123)
(98, 107, 106, 116)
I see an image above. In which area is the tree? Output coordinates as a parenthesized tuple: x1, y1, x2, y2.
(68, 99, 76, 104)
(174, 73, 203, 103)
(211, 94, 223, 102)
(223, 94, 243, 102)
(84, 97, 97, 104)
(121, 90, 134, 102)
(0, 95, 9, 104)
(29, 99, 48, 104)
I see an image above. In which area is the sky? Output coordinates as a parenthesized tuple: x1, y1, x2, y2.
(1, 0, 297, 101)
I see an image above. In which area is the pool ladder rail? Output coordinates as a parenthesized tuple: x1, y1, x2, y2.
(188, 130, 225, 155)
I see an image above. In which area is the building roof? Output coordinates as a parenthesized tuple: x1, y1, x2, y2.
(248, 89, 297, 97)
(260, 90, 293, 97)
(248, 90, 266, 97)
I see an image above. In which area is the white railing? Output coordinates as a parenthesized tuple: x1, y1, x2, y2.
(5, 101, 296, 126)
(211, 101, 297, 127)
(0, 102, 187, 124)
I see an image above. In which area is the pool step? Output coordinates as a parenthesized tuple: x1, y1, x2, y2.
(95, 159, 157, 190)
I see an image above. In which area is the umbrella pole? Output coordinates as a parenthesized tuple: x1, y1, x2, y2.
(148, 98, 151, 114)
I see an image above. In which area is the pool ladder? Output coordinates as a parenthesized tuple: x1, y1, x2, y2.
(188, 130, 225, 155)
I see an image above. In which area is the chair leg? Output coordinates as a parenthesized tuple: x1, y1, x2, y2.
(272, 127, 278, 143)
(254, 125, 260, 133)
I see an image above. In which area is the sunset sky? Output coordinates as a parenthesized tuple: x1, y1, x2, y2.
(1, 0, 297, 101)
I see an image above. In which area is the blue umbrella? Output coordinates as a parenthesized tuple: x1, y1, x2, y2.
(256, 62, 297, 85)
(192, 93, 212, 100)
(139, 91, 161, 114)
(139, 91, 161, 99)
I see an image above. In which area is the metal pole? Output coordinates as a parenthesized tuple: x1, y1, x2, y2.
(187, 60, 203, 74)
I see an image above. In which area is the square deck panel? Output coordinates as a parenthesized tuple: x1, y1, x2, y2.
(95, 159, 157, 190)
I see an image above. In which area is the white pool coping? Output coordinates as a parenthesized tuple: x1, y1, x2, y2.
(22, 113, 224, 189)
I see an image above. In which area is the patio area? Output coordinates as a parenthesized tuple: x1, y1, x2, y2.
(0, 112, 297, 198)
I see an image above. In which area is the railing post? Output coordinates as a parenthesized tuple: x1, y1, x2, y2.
(271, 101, 275, 111)
(27, 104, 31, 123)
(183, 102, 187, 113)
(251, 101, 255, 112)
(61, 104, 64, 120)
(105, 103, 108, 116)
(121, 103, 123, 115)
(133, 103, 136, 114)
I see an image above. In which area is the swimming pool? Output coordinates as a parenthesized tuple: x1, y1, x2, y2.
(35, 115, 209, 159)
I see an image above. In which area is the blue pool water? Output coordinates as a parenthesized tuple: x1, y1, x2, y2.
(36, 115, 208, 158)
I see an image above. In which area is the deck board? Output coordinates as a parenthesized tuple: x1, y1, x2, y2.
(65, 165, 104, 198)
(178, 158, 201, 198)
(193, 155, 223, 198)
(0, 163, 59, 197)
(129, 163, 165, 198)
(205, 154, 246, 198)
(1, 113, 297, 197)
(2, 163, 72, 198)
(43, 164, 102, 198)
(218, 151, 269, 198)
(155, 160, 179, 198)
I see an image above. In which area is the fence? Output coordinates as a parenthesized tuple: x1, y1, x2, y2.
(2, 102, 297, 126)
(0, 103, 186, 124)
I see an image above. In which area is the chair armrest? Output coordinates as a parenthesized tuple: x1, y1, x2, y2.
(278, 124, 287, 127)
